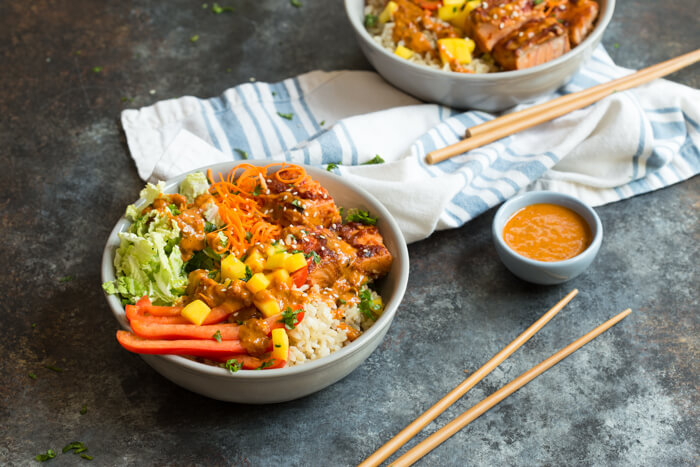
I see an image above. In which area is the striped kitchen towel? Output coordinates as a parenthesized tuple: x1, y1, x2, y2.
(121, 46, 700, 243)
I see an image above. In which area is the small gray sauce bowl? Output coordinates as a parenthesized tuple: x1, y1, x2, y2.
(492, 191, 603, 285)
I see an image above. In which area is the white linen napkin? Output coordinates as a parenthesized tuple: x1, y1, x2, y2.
(121, 46, 700, 243)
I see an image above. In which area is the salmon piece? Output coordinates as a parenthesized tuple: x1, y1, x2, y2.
(467, 0, 544, 52)
(559, 0, 599, 46)
(354, 244, 393, 279)
(492, 17, 570, 70)
(264, 177, 341, 229)
(337, 222, 393, 279)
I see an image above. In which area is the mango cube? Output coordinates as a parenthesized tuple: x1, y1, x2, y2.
(437, 38, 475, 66)
(265, 242, 287, 258)
(448, 0, 480, 29)
(244, 249, 265, 273)
(221, 254, 247, 281)
(265, 252, 290, 271)
(438, 0, 465, 22)
(267, 268, 291, 287)
(394, 45, 414, 60)
(181, 300, 211, 326)
(246, 272, 270, 294)
(284, 252, 308, 273)
(254, 298, 281, 318)
(379, 1, 398, 24)
(271, 328, 289, 361)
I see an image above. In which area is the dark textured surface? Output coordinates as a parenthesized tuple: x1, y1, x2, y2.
(1, 0, 698, 465)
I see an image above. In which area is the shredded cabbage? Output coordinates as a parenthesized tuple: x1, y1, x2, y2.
(105, 210, 186, 305)
(179, 172, 210, 203)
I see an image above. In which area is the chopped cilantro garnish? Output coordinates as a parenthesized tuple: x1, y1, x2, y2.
(91, 66, 103, 73)
(305, 251, 321, 264)
(185, 247, 222, 273)
(290, 199, 304, 210)
(81, 454, 93, 460)
(234, 148, 249, 160)
(211, 3, 234, 13)
(245, 231, 253, 241)
(359, 287, 381, 321)
(320, 120, 326, 126)
(44, 364, 63, 372)
(252, 184, 262, 196)
(280, 307, 302, 329)
(63, 442, 88, 454)
(213, 330, 222, 342)
(59, 275, 74, 283)
(80, 404, 87, 415)
(362, 154, 385, 165)
(338, 298, 346, 305)
(28, 372, 37, 379)
(326, 163, 339, 171)
(257, 359, 276, 369)
(613, 42, 620, 49)
(345, 209, 378, 225)
(274, 344, 281, 348)
(290, 0, 302, 7)
(204, 222, 218, 233)
(168, 204, 180, 215)
(277, 111, 294, 120)
(225, 358, 242, 373)
(243, 265, 253, 282)
(534, 0, 544, 4)
(35, 449, 56, 462)
(364, 13, 378, 28)
(190, 34, 200, 43)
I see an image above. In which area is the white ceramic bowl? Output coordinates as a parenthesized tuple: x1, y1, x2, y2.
(102, 162, 409, 403)
(492, 191, 602, 284)
(345, 0, 615, 111)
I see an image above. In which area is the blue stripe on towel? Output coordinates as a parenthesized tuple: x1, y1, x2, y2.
(292, 77, 322, 134)
(199, 100, 223, 152)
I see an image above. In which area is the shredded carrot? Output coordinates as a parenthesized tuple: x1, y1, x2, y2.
(206, 163, 311, 257)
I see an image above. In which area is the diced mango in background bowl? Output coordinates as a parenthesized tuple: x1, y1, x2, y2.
(438, 38, 475, 66)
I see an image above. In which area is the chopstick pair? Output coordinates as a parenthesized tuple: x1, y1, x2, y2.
(359, 289, 632, 467)
(425, 47, 700, 165)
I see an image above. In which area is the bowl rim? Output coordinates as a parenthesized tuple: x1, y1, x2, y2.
(491, 190, 603, 267)
(344, 0, 615, 80)
(101, 161, 410, 380)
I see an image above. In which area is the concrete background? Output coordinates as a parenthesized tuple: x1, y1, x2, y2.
(0, 0, 697, 465)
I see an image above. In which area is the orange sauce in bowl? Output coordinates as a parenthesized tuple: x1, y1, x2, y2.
(503, 203, 592, 262)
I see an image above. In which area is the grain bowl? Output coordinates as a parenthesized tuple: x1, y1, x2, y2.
(102, 161, 409, 403)
(345, 0, 615, 111)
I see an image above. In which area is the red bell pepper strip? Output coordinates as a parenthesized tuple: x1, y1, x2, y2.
(418, 0, 441, 10)
(290, 263, 309, 288)
(116, 330, 245, 357)
(128, 314, 285, 340)
(130, 297, 231, 324)
(130, 320, 242, 341)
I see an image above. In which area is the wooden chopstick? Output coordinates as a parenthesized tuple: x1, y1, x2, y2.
(390, 308, 632, 467)
(358, 289, 579, 467)
(426, 48, 700, 165)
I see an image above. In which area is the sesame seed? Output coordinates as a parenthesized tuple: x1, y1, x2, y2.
(528, 31, 534, 38)
(559, 4, 566, 9)
(482, 1, 487, 7)
(499, 22, 504, 29)
(492, 13, 498, 19)
(519, 31, 524, 36)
